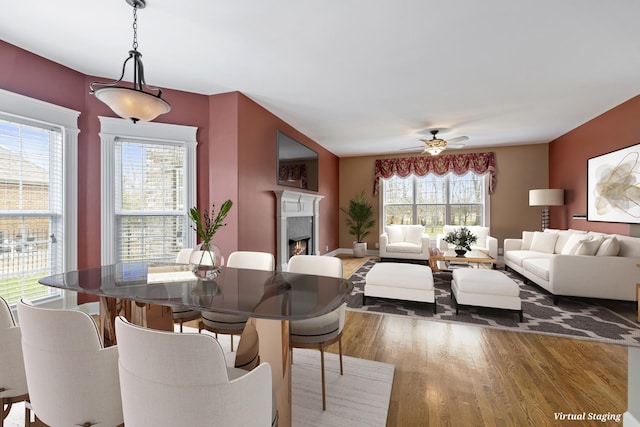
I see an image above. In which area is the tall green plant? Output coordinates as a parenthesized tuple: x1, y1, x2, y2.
(341, 190, 376, 243)
(188, 199, 233, 252)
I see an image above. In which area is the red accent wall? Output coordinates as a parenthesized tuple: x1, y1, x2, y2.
(0, 40, 339, 291)
(208, 92, 240, 257)
(549, 94, 640, 235)
(206, 92, 340, 257)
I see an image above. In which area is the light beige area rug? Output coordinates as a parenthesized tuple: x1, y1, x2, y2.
(291, 348, 394, 427)
(6, 328, 394, 427)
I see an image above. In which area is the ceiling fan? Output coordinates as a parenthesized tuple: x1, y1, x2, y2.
(402, 130, 469, 155)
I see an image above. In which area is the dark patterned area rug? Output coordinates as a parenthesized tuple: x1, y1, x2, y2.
(347, 259, 640, 347)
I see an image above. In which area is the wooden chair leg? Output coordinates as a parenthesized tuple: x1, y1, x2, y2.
(230, 334, 234, 352)
(24, 401, 31, 427)
(2, 398, 10, 427)
(320, 343, 326, 411)
(179, 320, 184, 332)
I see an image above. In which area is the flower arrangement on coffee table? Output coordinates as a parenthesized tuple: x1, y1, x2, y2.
(443, 226, 478, 257)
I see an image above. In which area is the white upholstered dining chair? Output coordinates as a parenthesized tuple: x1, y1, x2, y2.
(199, 251, 275, 351)
(0, 297, 31, 427)
(17, 299, 124, 427)
(287, 254, 345, 410)
(115, 316, 274, 427)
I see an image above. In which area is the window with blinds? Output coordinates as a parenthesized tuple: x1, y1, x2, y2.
(115, 140, 186, 263)
(382, 172, 488, 236)
(0, 117, 63, 304)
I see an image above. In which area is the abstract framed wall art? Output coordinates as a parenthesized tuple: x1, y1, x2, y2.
(587, 143, 640, 223)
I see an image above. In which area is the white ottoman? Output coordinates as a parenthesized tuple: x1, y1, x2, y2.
(364, 262, 436, 313)
(451, 269, 523, 322)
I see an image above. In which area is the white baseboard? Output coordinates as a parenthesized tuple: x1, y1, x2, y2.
(625, 411, 640, 426)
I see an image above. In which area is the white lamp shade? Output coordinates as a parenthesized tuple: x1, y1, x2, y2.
(529, 189, 564, 206)
(94, 87, 171, 122)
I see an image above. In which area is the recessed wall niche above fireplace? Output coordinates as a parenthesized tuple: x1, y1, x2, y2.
(274, 190, 324, 270)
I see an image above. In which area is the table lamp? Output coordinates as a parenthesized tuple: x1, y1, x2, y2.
(529, 189, 564, 230)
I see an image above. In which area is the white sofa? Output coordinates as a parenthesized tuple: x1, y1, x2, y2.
(437, 225, 498, 259)
(379, 225, 430, 262)
(504, 229, 640, 303)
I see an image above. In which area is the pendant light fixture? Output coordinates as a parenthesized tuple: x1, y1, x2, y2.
(89, 0, 170, 123)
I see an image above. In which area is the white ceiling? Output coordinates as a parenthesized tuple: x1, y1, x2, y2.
(2, 0, 639, 157)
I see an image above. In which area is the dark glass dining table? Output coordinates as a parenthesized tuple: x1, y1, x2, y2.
(38, 262, 353, 427)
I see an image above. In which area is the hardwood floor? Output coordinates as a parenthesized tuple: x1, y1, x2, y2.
(331, 255, 628, 426)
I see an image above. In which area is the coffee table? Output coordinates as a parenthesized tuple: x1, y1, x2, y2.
(429, 247, 496, 272)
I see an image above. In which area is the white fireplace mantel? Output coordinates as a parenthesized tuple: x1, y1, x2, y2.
(274, 190, 324, 270)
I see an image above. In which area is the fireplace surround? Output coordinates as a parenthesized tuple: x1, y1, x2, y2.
(274, 190, 323, 270)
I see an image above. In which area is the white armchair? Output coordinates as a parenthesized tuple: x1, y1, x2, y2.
(437, 225, 498, 259)
(379, 225, 430, 262)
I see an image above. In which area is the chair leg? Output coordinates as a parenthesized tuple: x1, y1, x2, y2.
(230, 334, 234, 352)
(24, 400, 31, 427)
(2, 398, 10, 427)
(338, 336, 343, 375)
(320, 343, 326, 411)
(179, 320, 184, 332)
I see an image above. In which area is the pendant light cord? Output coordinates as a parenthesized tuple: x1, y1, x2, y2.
(132, 4, 138, 51)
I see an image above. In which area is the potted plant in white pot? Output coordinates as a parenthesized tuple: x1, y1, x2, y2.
(188, 199, 233, 278)
(341, 190, 376, 258)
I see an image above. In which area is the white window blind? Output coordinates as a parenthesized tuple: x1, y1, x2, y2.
(99, 117, 197, 265)
(0, 117, 63, 304)
(115, 140, 186, 263)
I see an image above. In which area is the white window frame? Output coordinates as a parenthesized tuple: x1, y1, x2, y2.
(99, 117, 197, 265)
(378, 172, 491, 234)
(0, 88, 80, 308)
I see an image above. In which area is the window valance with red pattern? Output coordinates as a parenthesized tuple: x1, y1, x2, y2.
(374, 152, 496, 195)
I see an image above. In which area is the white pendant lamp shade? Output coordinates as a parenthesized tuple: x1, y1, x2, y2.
(94, 87, 170, 123)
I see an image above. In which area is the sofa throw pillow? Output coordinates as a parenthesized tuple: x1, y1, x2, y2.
(403, 225, 425, 246)
(530, 231, 558, 254)
(574, 236, 604, 256)
(560, 233, 588, 255)
(385, 226, 403, 244)
(595, 236, 620, 256)
(552, 230, 576, 253)
(521, 231, 535, 250)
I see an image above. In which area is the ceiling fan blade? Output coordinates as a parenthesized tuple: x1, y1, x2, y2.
(400, 145, 424, 151)
(447, 144, 466, 149)
(447, 136, 469, 143)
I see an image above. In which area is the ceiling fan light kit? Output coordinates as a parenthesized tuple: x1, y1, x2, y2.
(421, 130, 448, 156)
(89, 0, 171, 123)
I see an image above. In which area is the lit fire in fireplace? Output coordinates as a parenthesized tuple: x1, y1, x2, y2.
(293, 240, 306, 256)
(289, 236, 310, 258)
